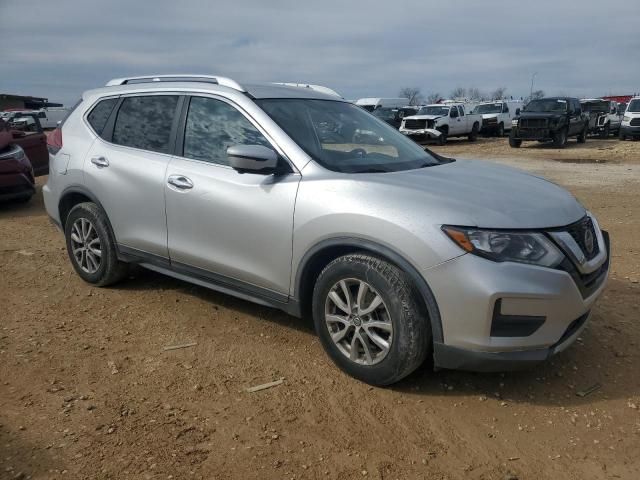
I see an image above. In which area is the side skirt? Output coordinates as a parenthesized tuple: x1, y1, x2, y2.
(117, 244, 301, 317)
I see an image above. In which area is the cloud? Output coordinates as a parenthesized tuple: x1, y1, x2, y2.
(0, 0, 638, 105)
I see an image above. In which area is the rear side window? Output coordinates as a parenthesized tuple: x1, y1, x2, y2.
(112, 95, 179, 154)
(183, 96, 270, 166)
(87, 98, 118, 137)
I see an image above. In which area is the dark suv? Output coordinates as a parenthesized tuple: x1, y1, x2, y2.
(509, 97, 589, 148)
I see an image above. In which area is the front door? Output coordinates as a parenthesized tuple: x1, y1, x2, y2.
(165, 95, 300, 296)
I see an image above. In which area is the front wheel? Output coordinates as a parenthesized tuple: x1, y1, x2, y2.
(312, 254, 430, 386)
(65, 202, 128, 286)
(497, 123, 505, 137)
(468, 123, 479, 142)
(553, 128, 568, 148)
(509, 132, 522, 148)
(599, 124, 610, 138)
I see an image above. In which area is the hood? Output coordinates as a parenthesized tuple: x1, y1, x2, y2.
(403, 114, 443, 121)
(361, 159, 585, 229)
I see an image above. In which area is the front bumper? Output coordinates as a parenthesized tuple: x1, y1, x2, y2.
(0, 172, 35, 201)
(511, 128, 554, 141)
(426, 230, 610, 372)
(620, 125, 640, 136)
(399, 128, 442, 140)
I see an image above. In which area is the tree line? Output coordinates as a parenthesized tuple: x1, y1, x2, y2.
(398, 86, 545, 105)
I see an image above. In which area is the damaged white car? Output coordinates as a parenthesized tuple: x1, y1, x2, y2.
(399, 104, 482, 145)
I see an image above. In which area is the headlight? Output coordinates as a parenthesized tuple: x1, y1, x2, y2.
(623, 116, 631, 122)
(442, 226, 564, 267)
(14, 146, 26, 161)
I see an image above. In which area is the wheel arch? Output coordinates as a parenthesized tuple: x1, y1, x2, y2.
(58, 186, 116, 239)
(294, 237, 444, 344)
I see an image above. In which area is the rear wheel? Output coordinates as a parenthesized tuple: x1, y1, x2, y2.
(468, 123, 479, 142)
(577, 126, 587, 143)
(312, 254, 430, 386)
(553, 128, 568, 148)
(65, 202, 128, 286)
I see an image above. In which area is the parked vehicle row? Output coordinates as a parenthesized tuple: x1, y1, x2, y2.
(0, 107, 70, 130)
(41, 74, 610, 385)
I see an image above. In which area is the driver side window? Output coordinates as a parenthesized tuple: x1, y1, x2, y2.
(450, 108, 459, 118)
(183, 97, 271, 166)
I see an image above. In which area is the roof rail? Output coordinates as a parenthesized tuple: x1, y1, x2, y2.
(273, 82, 342, 98)
(105, 75, 245, 92)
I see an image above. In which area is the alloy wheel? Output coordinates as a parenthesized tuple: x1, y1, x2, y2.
(70, 217, 102, 274)
(324, 278, 393, 365)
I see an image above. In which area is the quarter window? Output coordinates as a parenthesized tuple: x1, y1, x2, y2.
(183, 96, 270, 166)
(112, 95, 179, 153)
(87, 98, 118, 137)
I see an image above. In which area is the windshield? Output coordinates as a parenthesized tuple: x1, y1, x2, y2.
(525, 99, 568, 113)
(372, 107, 397, 122)
(474, 103, 503, 114)
(257, 99, 443, 173)
(417, 106, 450, 116)
(581, 101, 608, 113)
(627, 99, 640, 113)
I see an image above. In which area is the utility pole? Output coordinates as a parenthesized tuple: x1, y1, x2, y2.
(530, 72, 538, 99)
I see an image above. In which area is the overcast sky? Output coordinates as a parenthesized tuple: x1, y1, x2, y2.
(1, 0, 639, 106)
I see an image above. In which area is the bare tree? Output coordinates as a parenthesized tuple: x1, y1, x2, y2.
(426, 92, 442, 104)
(468, 87, 483, 101)
(450, 87, 467, 99)
(491, 87, 507, 100)
(398, 87, 425, 106)
(526, 89, 545, 102)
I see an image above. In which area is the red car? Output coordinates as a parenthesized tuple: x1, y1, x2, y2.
(0, 119, 36, 203)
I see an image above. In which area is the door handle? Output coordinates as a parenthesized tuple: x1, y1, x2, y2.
(90, 156, 109, 168)
(168, 175, 194, 190)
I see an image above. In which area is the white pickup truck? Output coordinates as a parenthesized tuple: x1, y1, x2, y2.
(399, 103, 482, 144)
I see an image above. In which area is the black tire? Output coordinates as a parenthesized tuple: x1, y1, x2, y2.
(619, 130, 627, 141)
(509, 132, 522, 148)
(553, 128, 568, 148)
(14, 194, 33, 204)
(64, 202, 128, 286)
(497, 123, 505, 137)
(577, 126, 587, 144)
(468, 123, 479, 142)
(599, 124, 610, 138)
(437, 127, 448, 145)
(312, 254, 430, 386)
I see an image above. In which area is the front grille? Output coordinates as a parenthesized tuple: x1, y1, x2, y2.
(630, 118, 640, 126)
(566, 216, 599, 260)
(520, 118, 548, 128)
(557, 231, 610, 299)
(597, 116, 606, 126)
(404, 119, 427, 130)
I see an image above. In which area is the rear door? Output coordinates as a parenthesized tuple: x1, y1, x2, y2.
(568, 99, 583, 135)
(164, 95, 300, 296)
(83, 93, 182, 258)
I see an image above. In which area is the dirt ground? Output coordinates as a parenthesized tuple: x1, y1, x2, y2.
(1, 137, 639, 480)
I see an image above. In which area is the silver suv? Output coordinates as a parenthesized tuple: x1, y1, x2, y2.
(44, 75, 610, 385)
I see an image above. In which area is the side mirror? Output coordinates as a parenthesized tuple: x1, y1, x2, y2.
(227, 145, 278, 174)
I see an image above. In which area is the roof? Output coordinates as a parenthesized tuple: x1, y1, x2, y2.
(96, 75, 343, 102)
